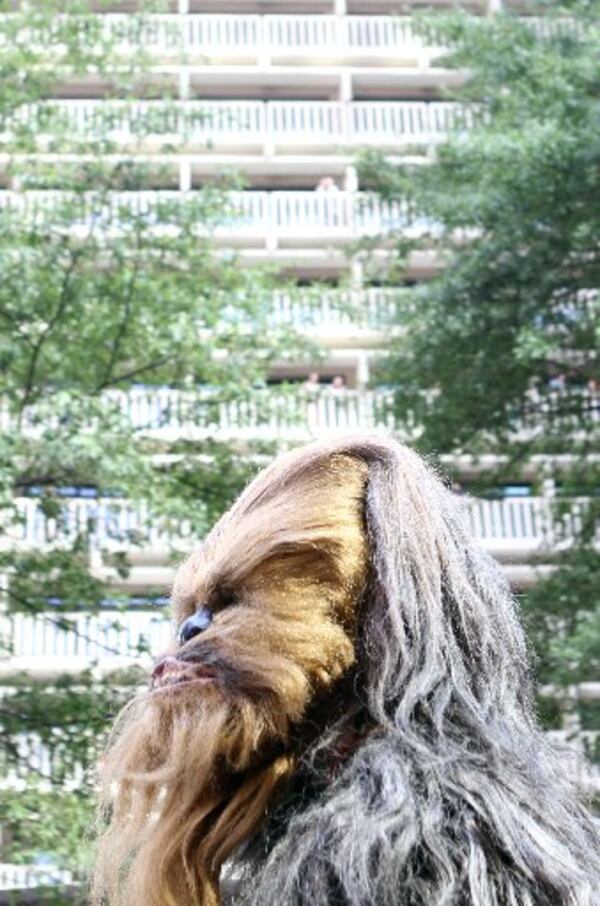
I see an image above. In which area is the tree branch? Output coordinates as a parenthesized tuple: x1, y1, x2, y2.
(96, 226, 143, 391)
(95, 353, 181, 391)
(18, 245, 81, 419)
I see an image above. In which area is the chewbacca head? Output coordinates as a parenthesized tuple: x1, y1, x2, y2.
(94, 441, 370, 905)
(93, 436, 600, 906)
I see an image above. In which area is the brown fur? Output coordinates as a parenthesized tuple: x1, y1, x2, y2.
(93, 451, 369, 905)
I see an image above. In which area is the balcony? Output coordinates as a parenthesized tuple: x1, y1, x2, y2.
(0, 387, 399, 446)
(225, 190, 415, 246)
(0, 190, 418, 248)
(92, 14, 576, 64)
(0, 863, 74, 893)
(2, 495, 588, 565)
(0, 485, 594, 676)
(1, 732, 87, 789)
(1, 494, 594, 678)
(2, 609, 169, 676)
(270, 287, 406, 339)
(99, 15, 441, 66)
(2, 385, 597, 446)
(517, 387, 600, 438)
(5, 100, 473, 153)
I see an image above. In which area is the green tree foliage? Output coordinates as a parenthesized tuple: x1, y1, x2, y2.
(359, 2, 599, 731)
(0, 0, 307, 879)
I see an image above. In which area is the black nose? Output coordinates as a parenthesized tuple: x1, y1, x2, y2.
(179, 606, 213, 644)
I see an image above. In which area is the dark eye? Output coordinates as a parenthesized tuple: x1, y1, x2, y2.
(206, 586, 237, 612)
(217, 586, 237, 608)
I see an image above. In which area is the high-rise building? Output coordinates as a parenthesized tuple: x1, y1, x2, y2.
(1, 1, 597, 892)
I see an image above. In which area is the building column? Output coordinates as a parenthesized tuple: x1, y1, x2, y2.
(356, 352, 370, 389)
(350, 258, 363, 288)
(558, 686, 582, 736)
(264, 103, 275, 158)
(179, 69, 190, 101)
(344, 165, 358, 192)
(541, 475, 556, 498)
(338, 71, 353, 103)
(179, 160, 192, 192)
(334, 0, 347, 14)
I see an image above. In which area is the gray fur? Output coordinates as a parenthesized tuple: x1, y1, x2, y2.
(233, 438, 600, 906)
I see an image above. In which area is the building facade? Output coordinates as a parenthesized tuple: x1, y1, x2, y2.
(1, 0, 598, 890)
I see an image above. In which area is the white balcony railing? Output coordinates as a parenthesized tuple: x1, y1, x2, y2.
(518, 388, 600, 433)
(4, 609, 169, 665)
(103, 13, 585, 56)
(230, 191, 413, 240)
(0, 191, 417, 244)
(100, 14, 437, 60)
(26, 13, 581, 68)
(3, 497, 187, 552)
(1, 385, 597, 447)
(270, 288, 407, 330)
(4, 100, 474, 149)
(118, 387, 399, 436)
(0, 388, 398, 443)
(4, 592, 600, 671)
(2, 496, 587, 556)
(4, 734, 62, 782)
(97, 14, 581, 58)
(0, 863, 74, 891)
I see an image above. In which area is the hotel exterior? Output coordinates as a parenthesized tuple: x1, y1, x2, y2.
(0, 0, 598, 890)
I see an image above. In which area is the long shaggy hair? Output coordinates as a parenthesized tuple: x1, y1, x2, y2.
(93, 435, 600, 906)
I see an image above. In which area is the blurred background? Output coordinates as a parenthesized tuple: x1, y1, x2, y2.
(0, 0, 598, 900)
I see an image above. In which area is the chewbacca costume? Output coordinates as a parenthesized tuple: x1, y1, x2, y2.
(93, 435, 600, 905)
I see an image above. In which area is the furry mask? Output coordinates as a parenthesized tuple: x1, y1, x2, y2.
(93, 435, 600, 906)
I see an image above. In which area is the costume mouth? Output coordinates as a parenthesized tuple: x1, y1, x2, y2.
(150, 656, 216, 691)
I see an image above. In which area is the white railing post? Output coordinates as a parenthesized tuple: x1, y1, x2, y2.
(266, 191, 277, 251)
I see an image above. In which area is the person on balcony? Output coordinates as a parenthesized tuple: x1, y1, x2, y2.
(303, 371, 321, 392)
(331, 374, 347, 392)
(315, 176, 340, 193)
